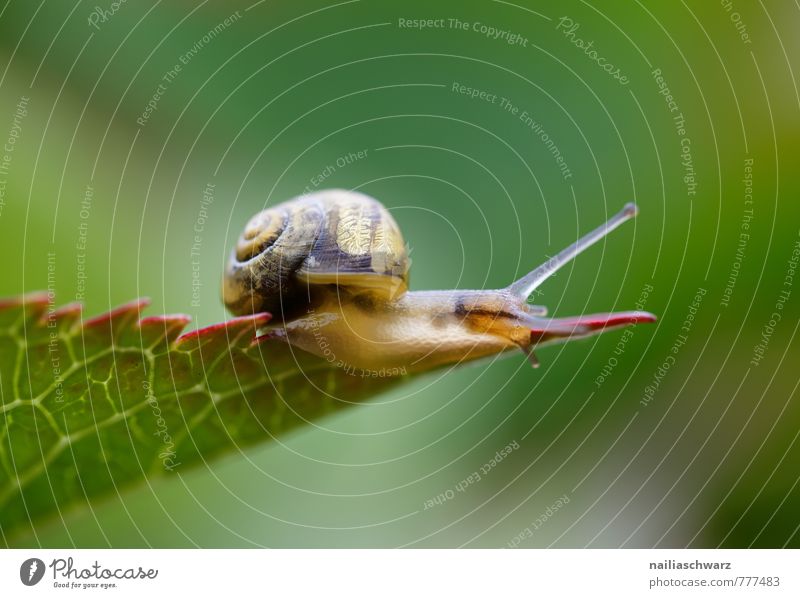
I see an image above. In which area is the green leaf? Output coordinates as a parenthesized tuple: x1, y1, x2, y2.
(0, 293, 401, 542)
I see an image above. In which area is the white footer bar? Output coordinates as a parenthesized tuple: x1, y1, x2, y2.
(2, 549, 796, 596)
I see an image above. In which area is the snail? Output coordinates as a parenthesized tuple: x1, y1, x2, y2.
(223, 189, 655, 374)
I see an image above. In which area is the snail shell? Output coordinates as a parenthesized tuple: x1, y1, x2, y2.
(223, 189, 409, 318)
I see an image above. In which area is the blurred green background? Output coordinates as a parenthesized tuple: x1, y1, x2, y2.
(1, 0, 798, 547)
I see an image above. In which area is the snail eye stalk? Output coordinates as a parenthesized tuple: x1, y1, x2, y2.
(508, 203, 639, 301)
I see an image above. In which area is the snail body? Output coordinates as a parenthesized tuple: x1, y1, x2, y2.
(224, 189, 655, 374)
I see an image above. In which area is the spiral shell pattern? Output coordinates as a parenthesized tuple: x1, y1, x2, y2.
(223, 189, 409, 317)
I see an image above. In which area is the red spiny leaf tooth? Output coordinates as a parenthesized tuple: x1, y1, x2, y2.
(138, 314, 192, 348)
(0, 293, 50, 337)
(530, 311, 657, 343)
(0, 291, 49, 310)
(0, 291, 50, 309)
(37, 302, 83, 331)
(13, 292, 51, 324)
(552, 311, 658, 329)
(49, 302, 83, 317)
(81, 298, 151, 329)
(79, 298, 151, 351)
(175, 312, 271, 352)
(173, 313, 270, 393)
